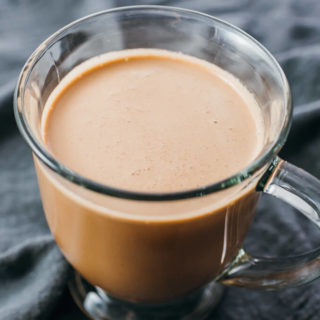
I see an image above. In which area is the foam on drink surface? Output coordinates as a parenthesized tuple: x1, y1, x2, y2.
(42, 49, 264, 193)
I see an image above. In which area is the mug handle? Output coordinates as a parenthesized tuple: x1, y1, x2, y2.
(218, 157, 320, 289)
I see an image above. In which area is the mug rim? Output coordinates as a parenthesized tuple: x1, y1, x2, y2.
(13, 5, 292, 201)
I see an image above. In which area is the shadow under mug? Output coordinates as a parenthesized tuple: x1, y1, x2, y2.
(14, 5, 320, 320)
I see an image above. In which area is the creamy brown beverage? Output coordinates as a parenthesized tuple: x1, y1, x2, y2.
(35, 49, 264, 302)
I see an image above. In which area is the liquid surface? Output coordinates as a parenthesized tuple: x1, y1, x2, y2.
(42, 49, 263, 192)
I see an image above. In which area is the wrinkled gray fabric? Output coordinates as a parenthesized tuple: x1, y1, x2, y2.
(1, 0, 320, 319)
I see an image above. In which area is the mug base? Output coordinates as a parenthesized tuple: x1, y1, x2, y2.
(68, 271, 224, 320)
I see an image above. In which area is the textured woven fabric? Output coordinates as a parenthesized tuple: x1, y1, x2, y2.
(1, 1, 320, 319)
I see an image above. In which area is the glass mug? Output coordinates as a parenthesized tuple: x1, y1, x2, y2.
(14, 5, 320, 320)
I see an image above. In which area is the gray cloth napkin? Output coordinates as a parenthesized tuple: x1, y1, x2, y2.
(1, 0, 320, 319)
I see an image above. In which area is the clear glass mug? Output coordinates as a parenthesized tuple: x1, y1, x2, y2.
(14, 5, 320, 320)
